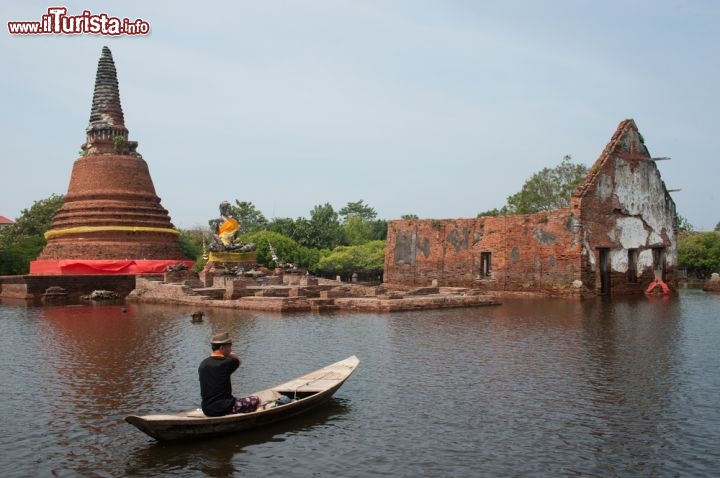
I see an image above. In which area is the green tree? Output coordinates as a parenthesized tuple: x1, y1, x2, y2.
(0, 236, 45, 275)
(505, 155, 587, 214)
(293, 246, 324, 273)
(339, 200, 387, 245)
(2, 194, 64, 238)
(341, 217, 387, 245)
(241, 230, 299, 267)
(678, 231, 720, 279)
(0, 194, 64, 275)
(177, 228, 206, 271)
(317, 240, 386, 275)
(343, 215, 375, 246)
(338, 200, 381, 246)
(370, 219, 388, 241)
(294, 203, 343, 250)
(339, 200, 377, 222)
(714, 221, 720, 232)
(240, 230, 323, 270)
(401, 214, 419, 220)
(289, 217, 312, 247)
(477, 207, 509, 217)
(229, 200, 268, 234)
(676, 213, 694, 233)
(268, 217, 296, 237)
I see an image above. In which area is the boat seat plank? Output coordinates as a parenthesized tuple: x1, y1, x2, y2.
(293, 380, 343, 392)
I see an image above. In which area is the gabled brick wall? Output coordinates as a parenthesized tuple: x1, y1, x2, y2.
(384, 119, 678, 298)
(573, 120, 677, 295)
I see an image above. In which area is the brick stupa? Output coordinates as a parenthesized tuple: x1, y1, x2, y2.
(31, 47, 193, 275)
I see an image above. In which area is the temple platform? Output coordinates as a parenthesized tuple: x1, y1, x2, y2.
(125, 273, 501, 313)
(2, 269, 501, 312)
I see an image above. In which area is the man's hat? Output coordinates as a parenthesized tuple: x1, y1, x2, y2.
(210, 332, 232, 345)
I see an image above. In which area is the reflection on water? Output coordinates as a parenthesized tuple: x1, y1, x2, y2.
(1, 289, 719, 477)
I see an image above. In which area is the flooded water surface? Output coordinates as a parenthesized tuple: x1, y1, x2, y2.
(1, 288, 719, 477)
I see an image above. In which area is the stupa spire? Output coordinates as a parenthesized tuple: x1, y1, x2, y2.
(83, 46, 137, 155)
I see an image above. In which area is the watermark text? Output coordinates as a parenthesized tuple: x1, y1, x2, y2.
(8, 7, 150, 35)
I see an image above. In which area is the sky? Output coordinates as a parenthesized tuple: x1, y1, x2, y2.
(2, 1, 718, 230)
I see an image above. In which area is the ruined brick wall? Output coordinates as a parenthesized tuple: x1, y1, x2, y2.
(385, 209, 585, 296)
(573, 120, 677, 295)
(384, 119, 678, 298)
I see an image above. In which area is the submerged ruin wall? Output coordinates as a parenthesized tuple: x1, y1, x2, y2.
(385, 209, 585, 297)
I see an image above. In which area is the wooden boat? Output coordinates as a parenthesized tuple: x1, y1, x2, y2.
(126, 355, 359, 441)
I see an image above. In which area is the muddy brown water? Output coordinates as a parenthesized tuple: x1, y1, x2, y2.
(1, 288, 719, 477)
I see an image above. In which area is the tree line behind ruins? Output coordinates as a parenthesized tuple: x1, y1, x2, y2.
(2, 157, 718, 280)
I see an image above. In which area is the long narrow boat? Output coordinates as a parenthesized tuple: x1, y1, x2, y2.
(126, 355, 359, 441)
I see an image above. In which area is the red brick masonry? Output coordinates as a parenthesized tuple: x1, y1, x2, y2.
(384, 119, 678, 298)
(32, 46, 190, 271)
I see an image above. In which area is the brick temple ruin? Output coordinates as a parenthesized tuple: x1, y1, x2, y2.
(0, 47, 678, 307)
(30, 46, 192, 275)
(383, 119, 678, 298)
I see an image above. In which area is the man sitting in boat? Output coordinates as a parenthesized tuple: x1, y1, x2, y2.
(198, 332, 260, 416)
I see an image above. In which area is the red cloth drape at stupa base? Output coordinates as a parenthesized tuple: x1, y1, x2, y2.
(30, 260, 194, 275)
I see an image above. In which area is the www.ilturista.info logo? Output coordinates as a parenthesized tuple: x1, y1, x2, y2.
(8, 7, 150, 35)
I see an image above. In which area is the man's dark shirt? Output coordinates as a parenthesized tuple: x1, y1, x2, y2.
(198, 353, 240, 416)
